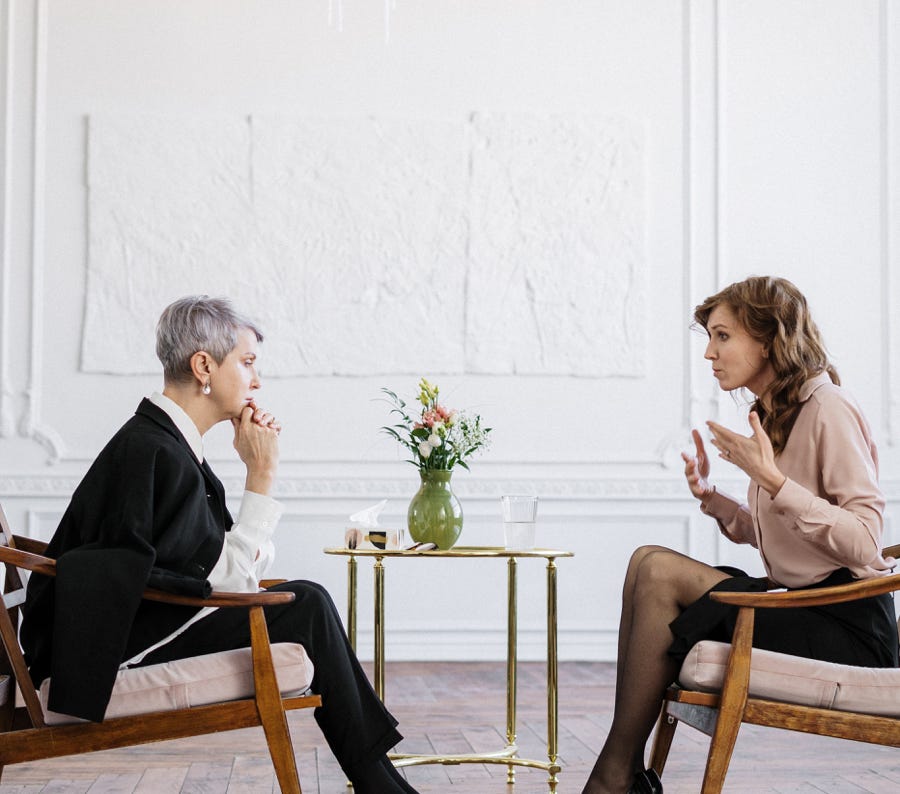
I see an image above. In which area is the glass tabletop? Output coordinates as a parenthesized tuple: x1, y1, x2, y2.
(323, 545, 573, 559)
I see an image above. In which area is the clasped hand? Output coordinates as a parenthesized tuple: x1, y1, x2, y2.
(681, 411, 786, 499)
(232, 402, 280, 495)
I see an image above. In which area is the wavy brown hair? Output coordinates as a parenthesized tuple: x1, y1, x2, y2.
(693, 276, 838, 454)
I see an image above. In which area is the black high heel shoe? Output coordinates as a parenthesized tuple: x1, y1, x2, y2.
(628, 768, 663, 794)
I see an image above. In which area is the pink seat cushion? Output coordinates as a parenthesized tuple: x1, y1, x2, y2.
(679, 640, 900, 717)
(40, 642, 314, 725)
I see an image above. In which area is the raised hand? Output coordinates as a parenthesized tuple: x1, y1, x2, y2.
(706, 411, 786, 496)
(681, 428, 713, 500)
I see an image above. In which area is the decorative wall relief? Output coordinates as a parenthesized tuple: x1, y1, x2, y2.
(83, 114, 644, 377)
(84, 117, 257, 373)
(467, 114, 644, 376)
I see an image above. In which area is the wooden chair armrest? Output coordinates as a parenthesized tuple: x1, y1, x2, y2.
(0, 545, 55, 576)
(883, 542, 900, 558)
(710, 571, 900, 609)
(0, 546, 294, 608)
(259, 579, 288, 589)
(141, 588, 296, 608)
(11, 535, 48, 555)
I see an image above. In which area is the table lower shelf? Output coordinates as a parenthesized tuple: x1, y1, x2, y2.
(390, 745, 561, 787)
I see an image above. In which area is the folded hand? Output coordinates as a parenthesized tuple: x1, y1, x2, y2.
(232, 403, 280, 495)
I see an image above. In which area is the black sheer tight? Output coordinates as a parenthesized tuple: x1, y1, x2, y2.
(581, 546, 730, 794)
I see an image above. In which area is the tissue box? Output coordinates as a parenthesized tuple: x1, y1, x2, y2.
(345, 527, 405, 550)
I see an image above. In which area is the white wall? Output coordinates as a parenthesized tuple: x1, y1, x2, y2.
(1, 0, 898, 661)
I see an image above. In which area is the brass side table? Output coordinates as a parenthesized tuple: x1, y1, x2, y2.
(323, 546, 573, 791)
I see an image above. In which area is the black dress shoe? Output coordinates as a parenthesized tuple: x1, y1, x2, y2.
(628, 768, 663, 794)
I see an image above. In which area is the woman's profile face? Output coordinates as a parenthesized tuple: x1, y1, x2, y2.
(208, 327, 262, 419)
(703, 304, 775, 397)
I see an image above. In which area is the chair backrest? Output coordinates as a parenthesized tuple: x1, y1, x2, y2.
(885, 543, 900, 635)
(0, 504, 48, 728)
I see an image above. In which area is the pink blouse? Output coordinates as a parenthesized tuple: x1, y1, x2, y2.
(701, 372, 895, 588)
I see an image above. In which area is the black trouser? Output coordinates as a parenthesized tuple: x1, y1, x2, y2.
(139, 580, 401, 779)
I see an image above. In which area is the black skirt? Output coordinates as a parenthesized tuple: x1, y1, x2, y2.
(668, 566, 899, 669)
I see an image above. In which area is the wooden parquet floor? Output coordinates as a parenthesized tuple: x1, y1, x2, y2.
(0, 661, 898, 793)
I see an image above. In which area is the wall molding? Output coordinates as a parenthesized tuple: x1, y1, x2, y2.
(6, 472, 900, 503)
(684, 0, 722, 431)
(0, 0, 14, 438)
(1, 0, 62, 460)
(349, 626, 618, 663)
(22, 0, 63, 463)
(884, 0, 899, 446)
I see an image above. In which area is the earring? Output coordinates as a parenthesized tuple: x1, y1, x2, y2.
(202, 381, 211, 395)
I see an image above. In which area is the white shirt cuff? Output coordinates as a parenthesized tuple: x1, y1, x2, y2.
(238, 490, 283, 541)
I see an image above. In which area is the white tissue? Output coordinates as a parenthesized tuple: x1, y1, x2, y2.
(349, 499, 387, 528)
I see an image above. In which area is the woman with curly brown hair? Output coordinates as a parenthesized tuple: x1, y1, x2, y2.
(582, 276, 898, 794)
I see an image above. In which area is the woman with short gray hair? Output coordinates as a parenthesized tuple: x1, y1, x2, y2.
(22, 295, 417, 794)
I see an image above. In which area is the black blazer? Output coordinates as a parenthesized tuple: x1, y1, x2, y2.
(21, 399, 233, 721)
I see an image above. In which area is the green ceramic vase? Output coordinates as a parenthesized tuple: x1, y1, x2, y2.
(407, 469, 463, 550)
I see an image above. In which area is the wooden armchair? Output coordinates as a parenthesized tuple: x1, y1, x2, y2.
(0, 504, 321, 792)
(649, 543, 900, 793)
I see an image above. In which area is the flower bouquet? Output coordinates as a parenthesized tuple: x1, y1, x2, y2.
(381, 378, 491, 548)
(381, 378, 491, 471)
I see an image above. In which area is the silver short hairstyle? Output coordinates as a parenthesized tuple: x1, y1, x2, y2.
(156, 295, 263, 383)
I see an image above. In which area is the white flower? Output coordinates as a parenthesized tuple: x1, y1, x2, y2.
(428, 433, 442, 447)
(417, 441, 433, 458)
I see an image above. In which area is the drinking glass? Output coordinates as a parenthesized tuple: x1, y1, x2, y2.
(501, 495, 538, 550)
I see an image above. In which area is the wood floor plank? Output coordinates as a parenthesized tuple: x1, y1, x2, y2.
(840, 770, 900, 794)
(84, 774, 141, 794)
(224, 756, 273, 793)
(132, 766, 188, 793)
(180, 762, 232, 794)
(459, 725, 511, 779)
(36, 782, 91, 794)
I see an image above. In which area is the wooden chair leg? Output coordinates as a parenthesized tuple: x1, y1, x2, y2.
(700, 608, 754, 794)
(648, 705, 678, 777)
(249, 607, 302, 794)
(700, 710, 741, 794)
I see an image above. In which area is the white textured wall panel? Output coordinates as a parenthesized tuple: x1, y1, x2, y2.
(467, 114, 644, 376)
(82, 113, 644, 378)
(251, 116, 469, 375)
(84, 116, 255, 373)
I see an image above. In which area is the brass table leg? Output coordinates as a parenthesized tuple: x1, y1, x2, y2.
(345, 555, 358, 790)
(506, 556, 518, 784)
(546, 557, 561, 792)
(347, 556, 357, 651)
(374, 555, 385, 702)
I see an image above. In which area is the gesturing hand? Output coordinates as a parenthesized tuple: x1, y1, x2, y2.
(706, 411, 786, 496)
(681, 428, 713, 501)
(232, 403, 280, 496)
